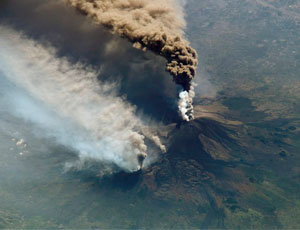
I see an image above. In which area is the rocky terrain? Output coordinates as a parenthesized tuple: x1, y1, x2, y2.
(0, 0, 299, 229)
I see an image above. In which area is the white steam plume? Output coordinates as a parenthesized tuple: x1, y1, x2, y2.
(178, 83, 195, 121)
(0, 26, 165, 172)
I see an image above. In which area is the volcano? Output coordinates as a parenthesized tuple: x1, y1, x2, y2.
(0, 0, 299, 229)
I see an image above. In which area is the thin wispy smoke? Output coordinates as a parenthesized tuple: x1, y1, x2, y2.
(0, 26, 165, 172)
(65, 0, 198, 121)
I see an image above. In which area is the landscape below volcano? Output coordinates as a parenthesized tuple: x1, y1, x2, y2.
(0, 0, 300, 229)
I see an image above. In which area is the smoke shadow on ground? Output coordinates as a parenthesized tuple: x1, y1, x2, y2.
(65, 166, 142, 191)
(0, 0, 180, 123)
(64, 118, 239, 190)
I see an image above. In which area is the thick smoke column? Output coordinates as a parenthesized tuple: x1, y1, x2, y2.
(66, 0, 198, 121)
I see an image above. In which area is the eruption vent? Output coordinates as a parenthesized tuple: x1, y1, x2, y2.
(66, 0, 198, 121)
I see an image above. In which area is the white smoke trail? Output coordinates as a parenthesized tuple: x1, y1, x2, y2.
(178, 83, 195, 121)
(141, 129, 167, 153)
(0, 25, 164, 172)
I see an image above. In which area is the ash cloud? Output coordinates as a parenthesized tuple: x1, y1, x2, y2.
(0, 0, 180, 123)
(65, 0, 198, 120)
(0, 0, 200, 173)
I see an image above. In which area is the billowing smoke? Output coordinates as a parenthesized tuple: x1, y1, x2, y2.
(65, 0, 198, 121)
(0, 0, 183, 123)
(0, 26, 165, 173)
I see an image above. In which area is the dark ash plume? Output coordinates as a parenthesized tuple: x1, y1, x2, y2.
(1, 0, 183, 123)
(66, 0, 198, 120)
